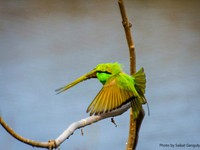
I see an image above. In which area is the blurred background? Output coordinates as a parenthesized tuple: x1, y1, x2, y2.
(0, 0, 200, 150)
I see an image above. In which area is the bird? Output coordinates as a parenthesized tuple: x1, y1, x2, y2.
(55, 62, 148, 120)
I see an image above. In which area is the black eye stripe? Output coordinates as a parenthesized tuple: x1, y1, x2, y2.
(97, 71, 111, 74)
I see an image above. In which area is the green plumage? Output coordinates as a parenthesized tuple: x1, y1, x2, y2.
(56, 62, 147, 120)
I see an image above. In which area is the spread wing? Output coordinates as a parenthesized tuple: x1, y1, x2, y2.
(87, 73, 140, 116)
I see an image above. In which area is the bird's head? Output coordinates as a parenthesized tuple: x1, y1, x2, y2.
(95, 62, 122, 84)
(55, 62, 122, 94)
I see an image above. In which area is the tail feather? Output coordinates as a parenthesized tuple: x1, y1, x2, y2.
(133, 67, 146, 104)
(131, 98, 142, 120)
(133, 67, 150, 116)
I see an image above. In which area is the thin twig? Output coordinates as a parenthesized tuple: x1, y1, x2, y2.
(118, 0, 145, 150)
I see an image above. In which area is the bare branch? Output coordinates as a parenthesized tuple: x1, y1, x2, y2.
(0, 116, 55, 149)
(0, 102, 131, 149)
(118, 0, 136, 74)
(118, 0, 145, 150)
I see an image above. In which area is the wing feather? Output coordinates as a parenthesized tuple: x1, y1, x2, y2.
(87, 74, 140, 115)
(107, 90, 113, 111)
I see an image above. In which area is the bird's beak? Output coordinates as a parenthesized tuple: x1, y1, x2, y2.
(55, 69, 97, 94)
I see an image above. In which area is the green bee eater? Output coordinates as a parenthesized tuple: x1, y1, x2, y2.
(56, 62, 147, 120)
